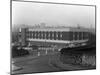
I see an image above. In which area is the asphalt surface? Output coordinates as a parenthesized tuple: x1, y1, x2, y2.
(12, 52, 65, 74)
(12, 49, 95, 74)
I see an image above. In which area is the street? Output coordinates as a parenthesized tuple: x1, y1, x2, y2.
(12, 48, 95, 74)
(12, 52, 64, 74)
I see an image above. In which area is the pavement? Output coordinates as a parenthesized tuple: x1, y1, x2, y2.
(11, 50, 95, 74)
(12, 53, 63, 74)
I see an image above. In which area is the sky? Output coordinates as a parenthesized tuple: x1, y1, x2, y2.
(12, 1, 95, 28)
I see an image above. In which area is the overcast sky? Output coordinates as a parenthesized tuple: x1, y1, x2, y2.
(12, 1, 95, 28)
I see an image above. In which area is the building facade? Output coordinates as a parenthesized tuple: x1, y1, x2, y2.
(19, 27, 94, 47)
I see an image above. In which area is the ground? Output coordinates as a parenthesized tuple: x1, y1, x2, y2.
(12, 49, 95, 74)
(12, 52, 63, 74)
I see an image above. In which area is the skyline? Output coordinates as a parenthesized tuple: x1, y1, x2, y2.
(12, 1, 95, 29)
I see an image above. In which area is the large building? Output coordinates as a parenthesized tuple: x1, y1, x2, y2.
(19, 27, 95, 47)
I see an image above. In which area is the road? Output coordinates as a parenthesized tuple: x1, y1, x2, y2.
(12, 49, 94, 74)
(12, 52, 65, 74)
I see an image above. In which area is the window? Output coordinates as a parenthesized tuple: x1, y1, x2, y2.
(77, 32, 79, 40)
(73, 32, 75, 40)
(34, 31, 36, 38)
(38, 32, 40, 39)
(56, 32, 58, 40)
(48, 32, 50, 39)
(41, 32, 43, 39)
(33, 31, 35, 39)
(81, 32, 83, 40)
(52, 32, 54, 39)
(60, 32, 62, 40)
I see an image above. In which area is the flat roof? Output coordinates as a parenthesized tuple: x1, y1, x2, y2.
(27, 27, 90, 32)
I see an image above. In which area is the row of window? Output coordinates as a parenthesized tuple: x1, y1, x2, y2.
(25, 31, 89, 40)
(26, 31, 63, 40)
(72, 32, 89, 40)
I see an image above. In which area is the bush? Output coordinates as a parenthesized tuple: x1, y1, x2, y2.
(12, 46, 29, 58)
